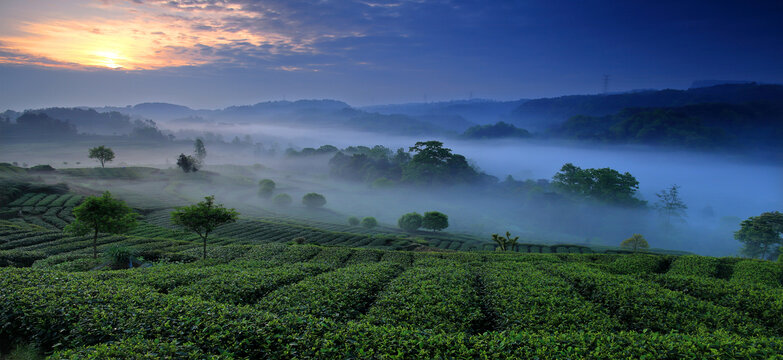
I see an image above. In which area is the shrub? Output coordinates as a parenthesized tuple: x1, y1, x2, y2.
(104, 245, 137, 269)
(608, 254, 670, 275)
(273, 193, 292, 207)
(398, 212, 423, 232)
(730, 260, 782, 287)
(49, 336, 216, 360)
(361, 217, 378, 229)
(0, 250, 46, 267)
(302, 193, 327, 208)
(348, 217, 360, 226)
(292, 237, 307, 244)
(667, 255, 719, 278)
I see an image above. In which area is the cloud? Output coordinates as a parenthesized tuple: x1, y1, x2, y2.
(0, 0, 491, 71)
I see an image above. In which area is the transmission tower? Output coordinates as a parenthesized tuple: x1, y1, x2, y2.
(602, 74, 610, 94)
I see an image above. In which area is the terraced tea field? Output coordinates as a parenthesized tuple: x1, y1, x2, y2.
(1, 223, 781, 358)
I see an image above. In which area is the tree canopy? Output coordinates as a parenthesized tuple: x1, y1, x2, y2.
(361, 217, 378, 229)
(258, 179, 276, 198)
(273, 193, 292, 207)
(620, 234, 649, 252)
(552, 163, 646, 207)
(65, 191, 137, 259)
(422, 211, 449, 232)
(302, 193, 327, 208)
(88, 146, 115, 168)
(171, 196, 238, 260)
(735, 211, 783, 260)
(398, 212, 423, 232)
(176, 153, 199, 173)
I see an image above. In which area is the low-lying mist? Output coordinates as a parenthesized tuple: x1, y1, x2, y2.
(3, 121, 779, 257)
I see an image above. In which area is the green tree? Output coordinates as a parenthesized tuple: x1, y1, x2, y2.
(194, 138, 207, 163)
(397, 212, 423, 232)
(65, 191, 137, 259)
(422, 211, 449, 232)
(552, 163, 645, 207)
(348, 216, 360, 226)
(402, 141, 479, 185)
(620, 234, 649, 252)
(491, 231, 519, 251)
(88, 145, 115, 168)
(734, 211, 783, 259)
(258, 179, 276, 198)
(361, 216, 378, 229)
(171, 196, 238, 260)
(302, 193, 326, 208)
(176, 153, 199, 173)
(273, 193, 292, 207)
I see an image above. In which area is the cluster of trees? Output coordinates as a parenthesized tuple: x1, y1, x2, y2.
(347, 216, 378, 229)
(257, 181, 327, 210)
(176, 139, 207, 173)
(285, 145, 339, 157)
(734, 211, 783, 260)
(329, 141, 489, 186)
(461, 122, 531, 139)
(552, 163, 646, 207)
(67, 192, 239, 261)
(397, 211, 449, 232)
(0, 112, 78, 139)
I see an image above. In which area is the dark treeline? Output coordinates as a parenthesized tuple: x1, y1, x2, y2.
(0, 110, 170, 141)
(552, 102, 783, 149)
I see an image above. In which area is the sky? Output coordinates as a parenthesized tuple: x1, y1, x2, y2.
(0, 0, 781, 110)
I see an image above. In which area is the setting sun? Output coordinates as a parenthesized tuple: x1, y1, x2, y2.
(93, 50, 123, 69)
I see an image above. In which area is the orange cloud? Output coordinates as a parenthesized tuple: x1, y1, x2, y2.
(0, 2, 308, 70)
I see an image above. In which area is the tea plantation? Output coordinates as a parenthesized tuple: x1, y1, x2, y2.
(0, 186, 782, 359)
(1, 217, 782, 359)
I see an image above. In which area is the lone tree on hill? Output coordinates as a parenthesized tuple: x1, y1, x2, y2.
(171, 196, 238, 260)
(621, 234, 649, 252)
(348, 216, 360, 226)
(302, 193, 327, 208)
(361, 216, 378, 229)
(258, 179, 276, 198)
(194, 138, 207, 163)
(398, 212, 423, 232)
(734, 211, 783, 260)
(422, 211, 449, 232)
(88, 145, 115, 168)
(65, 191, 137, 259)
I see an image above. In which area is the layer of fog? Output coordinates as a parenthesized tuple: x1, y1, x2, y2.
(168, 122, 781, 256)
(3, 121, 780, 256)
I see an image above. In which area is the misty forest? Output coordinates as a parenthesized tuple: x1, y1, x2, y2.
(1, 1, 782, 359)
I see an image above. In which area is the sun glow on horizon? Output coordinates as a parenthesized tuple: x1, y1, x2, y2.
(0, 3, 308, 71)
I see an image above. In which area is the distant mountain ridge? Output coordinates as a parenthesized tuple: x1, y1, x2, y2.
(510, 83, 783, 131)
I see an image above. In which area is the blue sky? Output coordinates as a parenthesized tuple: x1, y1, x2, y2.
(0, 0, 781, 109)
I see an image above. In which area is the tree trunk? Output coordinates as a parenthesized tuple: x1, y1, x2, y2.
(203, 235, 207, 260)
(93, 228, 98, 259)
(100, 160, 105, 168)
